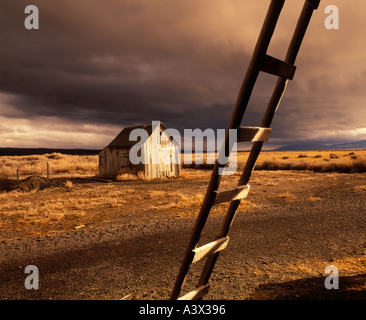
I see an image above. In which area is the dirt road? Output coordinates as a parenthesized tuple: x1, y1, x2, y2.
(0, 171, 365, 300)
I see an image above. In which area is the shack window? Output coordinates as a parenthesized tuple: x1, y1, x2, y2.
(120, 154, 129, 167)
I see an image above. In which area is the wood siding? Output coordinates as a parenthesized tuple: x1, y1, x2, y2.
(99, 124, 180, 179)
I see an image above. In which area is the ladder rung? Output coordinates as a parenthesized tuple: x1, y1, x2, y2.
(178, 284, 210, 300)
(214, 185, 250, 205)
(261, 55, 296, 80)
(236, 126, 272, 142)
(192, 236, 230, 263)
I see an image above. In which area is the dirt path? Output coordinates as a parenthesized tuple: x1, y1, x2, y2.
(0, 171, 365, 300)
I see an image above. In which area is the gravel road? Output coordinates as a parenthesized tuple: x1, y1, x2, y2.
(0, 172, 365, 300)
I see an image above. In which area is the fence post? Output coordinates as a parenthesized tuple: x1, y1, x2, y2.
(47, 162, 49, 179)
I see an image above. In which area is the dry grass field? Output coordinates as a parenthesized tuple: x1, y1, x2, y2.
(0, 149, 365, 239)
(0, 168, 259, 240)
(1, 149, 365, 180)
(0, 153, 98, 179)
(188, 149, 366, 174)
(0, 149, 365, 300)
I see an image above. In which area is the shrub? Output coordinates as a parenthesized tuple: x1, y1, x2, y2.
(46, 153, 63, 160)
(64, 180, 73, 189)
(254, 157, 366, 173)
(116, 173, 139, 181)
(24, 156, 42, 161)
(292, 161, 309, 171)
(351, 159, 366, 173)
(278, 192, 294, 199)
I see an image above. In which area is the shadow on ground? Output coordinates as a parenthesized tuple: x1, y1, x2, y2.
(248, 274, 366, 300)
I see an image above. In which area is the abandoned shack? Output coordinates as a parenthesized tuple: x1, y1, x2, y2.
(99, 122, 181, 179)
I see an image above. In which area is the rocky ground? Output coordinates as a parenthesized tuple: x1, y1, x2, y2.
(0, 170, 365, 300)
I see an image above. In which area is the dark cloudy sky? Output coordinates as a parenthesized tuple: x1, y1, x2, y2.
(0, 0, 365, 149)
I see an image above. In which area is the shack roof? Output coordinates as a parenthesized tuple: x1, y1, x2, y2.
(106, 122, 168, 149)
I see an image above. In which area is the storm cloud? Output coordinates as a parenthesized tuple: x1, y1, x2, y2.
(0, 0, 365, 149)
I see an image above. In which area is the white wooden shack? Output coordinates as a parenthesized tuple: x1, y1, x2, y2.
(99, 122, 181, 179)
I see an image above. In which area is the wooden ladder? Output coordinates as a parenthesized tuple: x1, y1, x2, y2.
(170, 0, 321, 300)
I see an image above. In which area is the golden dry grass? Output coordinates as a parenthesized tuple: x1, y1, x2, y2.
(148, 190, 205, 212)
(0, 189, 87, 226)
(64, 180, 73, 189)
(147, 189, 259, 216)
(354, 185, 366, 192)
(0, 153, 98, 179)
(252, 150, 366, 173)
(0, 183, 136, 238)
(115, 173, 140, 181)
(0, 168, 264, 239)
(116, 171, 153, 181)
(0, 150, 364, 239)
(1, 149, 365, 180)
(308, 196, 322, 202)
(277, 192, 295, 199)
(183, 149, 366, 174)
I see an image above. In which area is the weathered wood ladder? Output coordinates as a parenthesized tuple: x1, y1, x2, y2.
(170, 0, 321, 300)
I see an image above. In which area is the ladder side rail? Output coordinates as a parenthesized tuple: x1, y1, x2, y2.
(196, 0, 321, 289)
(170, 0, 286, 300)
